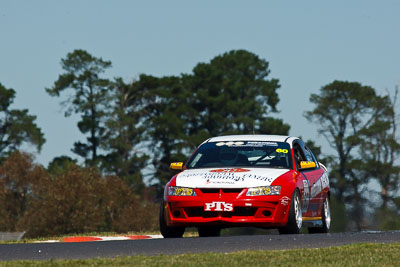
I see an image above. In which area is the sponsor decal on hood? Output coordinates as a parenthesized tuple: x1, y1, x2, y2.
(175, 167, 289, 188)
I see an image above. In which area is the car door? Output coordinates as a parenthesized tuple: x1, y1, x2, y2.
(292, 140, 325, 218)
(292, 140, 310, 215)
(299, 141, 325, 218)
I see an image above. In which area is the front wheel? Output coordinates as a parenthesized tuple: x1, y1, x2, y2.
(308, 197, 331, 234)
(159, 200, 185, 238)
(279, 189, 302, 234)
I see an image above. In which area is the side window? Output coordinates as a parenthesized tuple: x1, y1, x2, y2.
(293, 143, 306, 169)
(304, 145, 319, 166)
(303, 147, 314, 162)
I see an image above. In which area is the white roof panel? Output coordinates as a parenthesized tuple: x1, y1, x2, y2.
(203, 135, 297, 144)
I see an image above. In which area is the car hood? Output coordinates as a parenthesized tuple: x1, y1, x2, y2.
(175, 167, 290, 188)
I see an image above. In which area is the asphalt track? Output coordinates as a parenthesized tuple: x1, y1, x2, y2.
(1, 231, 400, 261)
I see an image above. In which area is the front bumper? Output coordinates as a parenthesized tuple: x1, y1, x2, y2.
(164, 188, 291, 228)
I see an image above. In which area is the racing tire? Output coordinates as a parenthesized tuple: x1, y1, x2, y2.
(278, 189, 302, 235)
(197, 226, 221, 237)
(308, 197, 331, 234)
(159, 200, 185, 238)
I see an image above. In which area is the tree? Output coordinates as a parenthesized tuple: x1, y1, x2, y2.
(137, 74, 194, 188)
(0, 151, 46, 231)
(46, 50, 112, 166)
(0, 83, 45, 159)
(259, 117, 290, 136)
(306, 80, 392, 230)
(139, 50, 289, 191)
(17, 163, 158, 237)
(47, 155, 78, 175)
(358, 89, 400, 210)
(190, 50, 283, 136)
(101, 78, 148, 192)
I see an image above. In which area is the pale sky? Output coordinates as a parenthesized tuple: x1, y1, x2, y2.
(1, 0, 399, 167)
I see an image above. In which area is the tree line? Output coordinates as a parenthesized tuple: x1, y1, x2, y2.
(0, 49, 399, 236)
(0, 151, 158, 237)
(307, 82, 400, 230)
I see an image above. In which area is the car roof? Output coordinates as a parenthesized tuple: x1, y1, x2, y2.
(203, 135, 299, 144)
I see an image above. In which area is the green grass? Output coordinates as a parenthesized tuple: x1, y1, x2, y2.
(1, 243, 400, 266)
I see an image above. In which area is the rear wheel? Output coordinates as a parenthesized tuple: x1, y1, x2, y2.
(308, 197, 331, 234)
(159, 200, 185, 238)
(198, 226, 221, 237)
(279, 189, 302, 234)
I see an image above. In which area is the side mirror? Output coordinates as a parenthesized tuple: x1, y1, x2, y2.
(300, 161, 316, 170)
(170, 162, 183, 170)
(319, 162, 328, 172)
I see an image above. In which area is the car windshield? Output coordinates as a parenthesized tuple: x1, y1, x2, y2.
(186, 141, 292, 169)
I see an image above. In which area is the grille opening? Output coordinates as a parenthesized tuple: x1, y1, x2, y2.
(173, 210, 181, 217)
(199, 188, 220, 193)
(234, 207, 257, 216)
(185, 207, 257, 218)
(262, 210, 272, 217)
(199, 188, 243, 194)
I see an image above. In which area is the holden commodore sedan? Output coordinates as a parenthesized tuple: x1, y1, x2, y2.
(160, 135, 331, 237)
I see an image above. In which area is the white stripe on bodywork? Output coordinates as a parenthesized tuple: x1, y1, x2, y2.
(310, 172, 330, 198)
(175, 168, 289, 188)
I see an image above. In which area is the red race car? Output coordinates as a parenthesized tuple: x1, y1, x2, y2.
(160, 135, 331, 237)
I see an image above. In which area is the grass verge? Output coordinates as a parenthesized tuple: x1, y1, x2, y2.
(1, 243, 400, 266)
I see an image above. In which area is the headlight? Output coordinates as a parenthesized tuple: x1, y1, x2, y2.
(246, 186, 281, 196)
(168, 186, 196, 196)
